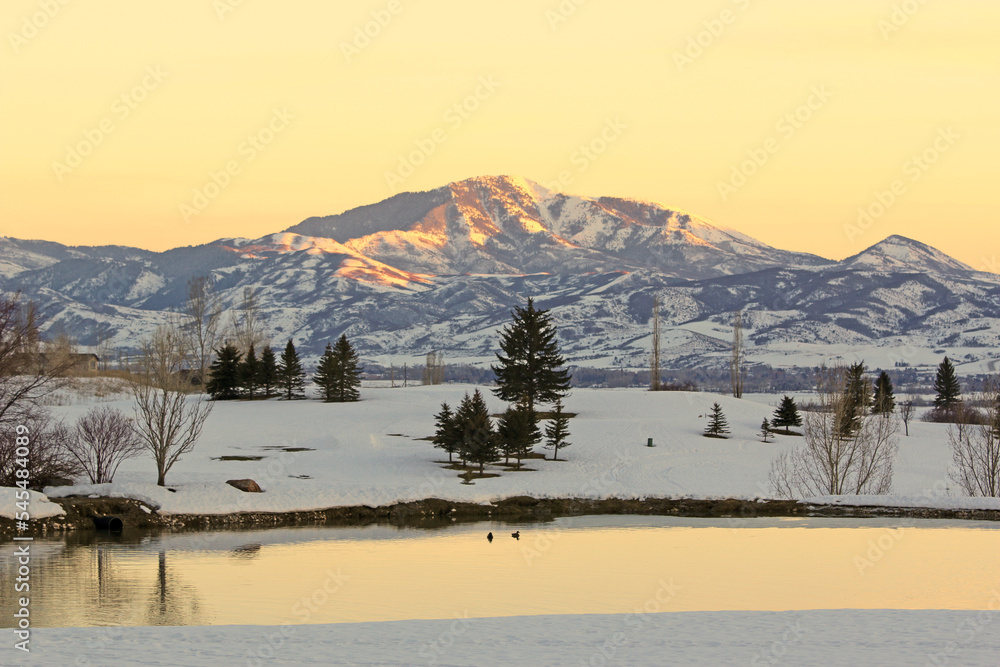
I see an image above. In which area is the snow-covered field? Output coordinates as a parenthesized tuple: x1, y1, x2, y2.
(4, 610, 999, 666)
(1, 384, 982, 517)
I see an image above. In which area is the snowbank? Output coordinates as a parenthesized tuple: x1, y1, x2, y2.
(0, 486, 65, 520)
(802, 495, 1000, 511)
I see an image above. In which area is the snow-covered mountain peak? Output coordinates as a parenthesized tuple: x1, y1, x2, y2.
(841, 235, 972, 274)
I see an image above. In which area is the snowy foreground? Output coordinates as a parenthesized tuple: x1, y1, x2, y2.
(4, 610, 999, 666)
(3, 385, 989, 517)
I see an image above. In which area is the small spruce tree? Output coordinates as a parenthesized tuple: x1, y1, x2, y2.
(933, 356, 962, 410)
(496, 405, 540, 468)
(544, 399, 571, 460)
(840, 361, 870, 437)
(760, 419, 772, 443)
(872, 371, 896, 416)
(312, 343, 339, 402)
(206, 342, 242, 400)
(258, 345, 278, 397)
(432, 402, 461, 463)
(771, 395, 803, 434)
(240, 343, 260, 399)
(456, 389, 498, 474)
(277, 338, 306, 400)
(704, 403, 730, 438)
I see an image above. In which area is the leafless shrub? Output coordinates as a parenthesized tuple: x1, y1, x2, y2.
(66, 406, 144, 484)
(0, 408, 81, 489)
(949, 378, 1000, 497)
(770, 365, 899, 498)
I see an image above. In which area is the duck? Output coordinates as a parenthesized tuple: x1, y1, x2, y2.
(511, 531, 520, 540)
(487, 532, 493, 543)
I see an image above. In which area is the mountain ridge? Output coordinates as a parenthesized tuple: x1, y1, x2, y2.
(2, 175, 997, 371)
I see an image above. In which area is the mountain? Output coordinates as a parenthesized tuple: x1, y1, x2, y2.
(285, 176, 829, 279)
(2, 176, 998, 372)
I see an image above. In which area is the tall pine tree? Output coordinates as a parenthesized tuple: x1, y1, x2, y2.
(240, 343, 260, 399)
(872, 371, 896, 416)
(933, 357, 962, 410)
(492, 298, 571, 413)
(206, 342, 242, 400)
(329, 334, 362, 402)
(544, 398, 571, 460)
(496, 405, 540, 468)
(312, 343, 339, 402)
(456, 390, 498, 474)
(277, 338, 306, 400)
(258, 345, 278, 397)
(771, 395, 802, 434)
(839, 362, 870, 437)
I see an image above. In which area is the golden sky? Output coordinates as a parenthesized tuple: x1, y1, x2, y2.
(1, 0, 997, 268)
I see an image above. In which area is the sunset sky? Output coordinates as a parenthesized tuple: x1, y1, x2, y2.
(1, 0, 997, 268)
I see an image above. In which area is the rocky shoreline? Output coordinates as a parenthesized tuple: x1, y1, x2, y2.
(4, 494, 1000, 539)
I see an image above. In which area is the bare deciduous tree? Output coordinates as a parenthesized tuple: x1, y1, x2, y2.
(770, 365, 898, 498)
(231, 286, 265, 356)
(899, 397, 915, 436)
(0, 294, 72, 429)
(729, 309, 745, 398)
(948, 379, 1000, 497)
(0, 407, 81, 489)
(650, 295, 661, 391)
(183, 275, 224, 386)
(67, 406, 144, 484)
(129, 322, 213, 486)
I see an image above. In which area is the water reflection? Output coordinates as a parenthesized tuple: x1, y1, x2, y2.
(2, 517, 999, 628)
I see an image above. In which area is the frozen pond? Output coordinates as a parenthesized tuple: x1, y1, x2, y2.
(3, 516, 999, 628)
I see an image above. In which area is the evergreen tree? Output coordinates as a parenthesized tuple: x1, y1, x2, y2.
(496, 405, 540, 467)
(312, 343, 339, 402)
(491, 298, 572, 413)
(839, 361, 870, 437)
(760, 419, 772, 443)
(258, 345, 278, 397)
(277, 338, 306, 400)
(704, 403, 730, 438)
(432, 402, 461, 463)
(328, 334, 363, 402)
(872, 371, 896, 416)
(544, 398, 571, 460)
(771, 395, 803, 434)
(205, 342, 242, 400)
(240, 343, 260, 399)
(933, 357, 962, 410)
(456, 390, 498, 474)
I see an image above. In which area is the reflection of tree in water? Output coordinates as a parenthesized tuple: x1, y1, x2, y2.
(230, 543, 262, 559)
(142, 550, 203, 626)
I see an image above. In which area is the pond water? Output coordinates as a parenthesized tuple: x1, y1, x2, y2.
(3, 516, 999, 628)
